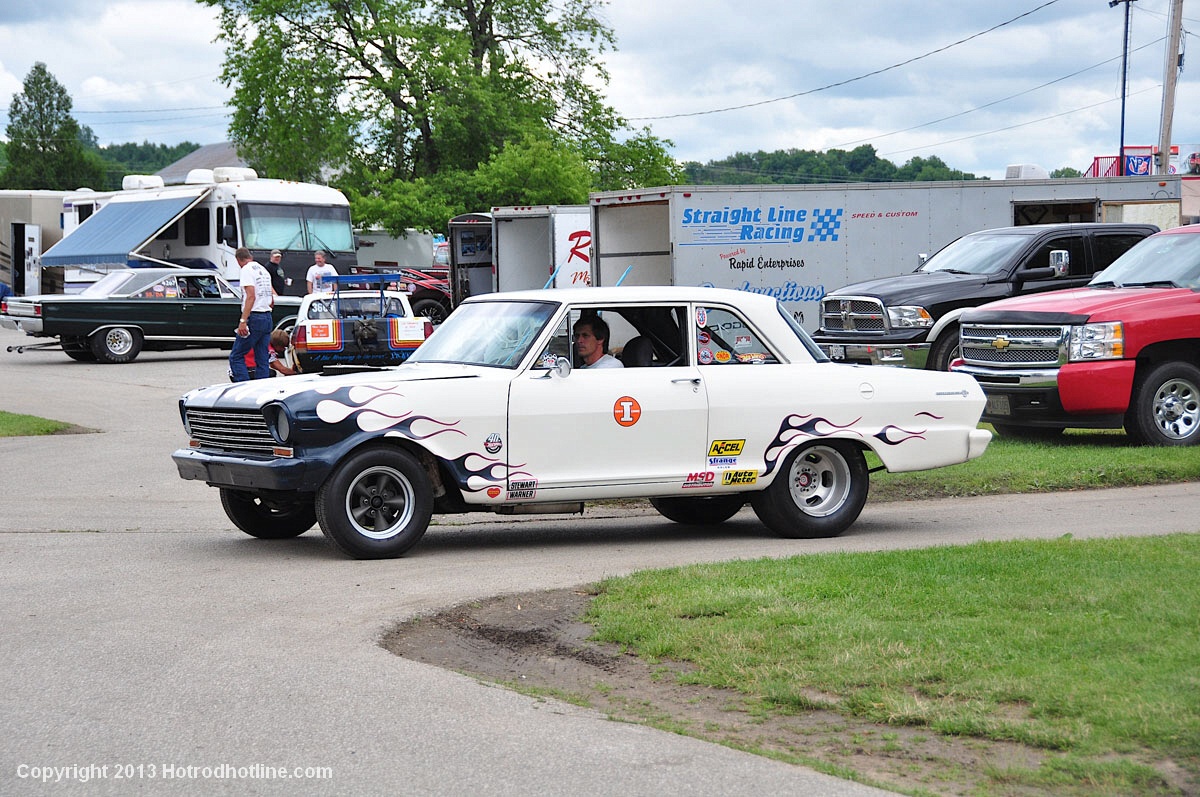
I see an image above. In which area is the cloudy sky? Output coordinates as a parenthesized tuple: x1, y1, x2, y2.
(0, 0, 1196, 179)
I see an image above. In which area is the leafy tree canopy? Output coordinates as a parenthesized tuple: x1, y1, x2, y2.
(201, 0, 681, 233)
(1, 62, 105, 190)
(682, 145, 980, 185)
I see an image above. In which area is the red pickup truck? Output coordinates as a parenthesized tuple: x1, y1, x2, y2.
(953, 224, 1200, 446)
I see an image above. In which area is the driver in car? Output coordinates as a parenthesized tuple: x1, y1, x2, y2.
(573, 315, 623, 369)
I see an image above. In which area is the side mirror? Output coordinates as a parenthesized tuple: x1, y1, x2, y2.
(551, 356, 572, 378)
(1048, 249, 1070, 278)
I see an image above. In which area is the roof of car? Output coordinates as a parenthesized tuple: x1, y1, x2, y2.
(462, 285, 780, 308)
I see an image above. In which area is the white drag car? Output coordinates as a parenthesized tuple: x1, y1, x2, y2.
(173, 287, 991, 559)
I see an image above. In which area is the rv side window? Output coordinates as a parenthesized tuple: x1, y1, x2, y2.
(159, 221, 179, 241)
(184, 207, 209, 247)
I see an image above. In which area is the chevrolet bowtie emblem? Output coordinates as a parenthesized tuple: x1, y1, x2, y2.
(991, 336, 1011, 350)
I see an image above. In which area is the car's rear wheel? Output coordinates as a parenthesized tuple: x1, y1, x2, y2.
(220, 489, 317, 539)
(90, 326, 143, 364)
(412, 297, 450, 326)
(751, 441, 868, 539)
(316, 445, 433, 559)
(650, 495, 745, 526)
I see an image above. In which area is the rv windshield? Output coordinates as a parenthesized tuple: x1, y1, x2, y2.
(240, 203, 354, 254)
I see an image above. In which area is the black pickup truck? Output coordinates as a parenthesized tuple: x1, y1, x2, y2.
(811, 222, 1158, 370)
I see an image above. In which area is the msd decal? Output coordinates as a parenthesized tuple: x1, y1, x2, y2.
(683, 471, 715, 489)
(613, 396, 641, 427)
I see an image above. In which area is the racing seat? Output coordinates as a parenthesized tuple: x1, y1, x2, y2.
(621, 336, 654, 367)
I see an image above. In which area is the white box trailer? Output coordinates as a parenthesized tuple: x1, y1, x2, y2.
(588, 176, 1182, 330)
(0, 191, 69, 295)
(42, 167, 358, 295)
(492, 205, 592, 291)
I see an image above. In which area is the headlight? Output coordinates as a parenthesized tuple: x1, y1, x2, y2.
(179, 400, 191, 437)
(265, 403, 293, 444)
(1069, 322, 1123, 361)
(887, 305, 933, 328)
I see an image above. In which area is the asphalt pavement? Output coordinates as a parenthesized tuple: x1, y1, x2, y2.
(1, 325, 1197, 796)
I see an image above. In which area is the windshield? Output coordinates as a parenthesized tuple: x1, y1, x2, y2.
(918, 233, 1030, 275)
(1089, 232, 1200, 289)
(240, 203, 354, 254)
(409, 300, 558, 368)
(80, 270, 139, 297)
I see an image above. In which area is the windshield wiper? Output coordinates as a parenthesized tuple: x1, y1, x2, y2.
(1121, 280, 1181, 288)
(1090, 280, 1115, 288)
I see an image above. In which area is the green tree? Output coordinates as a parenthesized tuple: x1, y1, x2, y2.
(1051, 166, 1084, 178)
(202, 0, 677, 230)
(0, 63, 105, 190)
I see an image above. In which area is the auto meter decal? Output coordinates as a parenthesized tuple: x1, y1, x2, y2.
(613, 396, 641, 427)
(484, 433, 503, 454)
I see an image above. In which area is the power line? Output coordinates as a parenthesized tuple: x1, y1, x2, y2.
(627, 0, 1064, 121)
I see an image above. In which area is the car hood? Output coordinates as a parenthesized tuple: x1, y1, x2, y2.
(826, 271, 989, 306)
(181, 362, 491, 409)
(962, 286, 1199, 324)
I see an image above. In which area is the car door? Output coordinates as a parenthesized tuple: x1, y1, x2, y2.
(177, 274, 240, 339)
(505, 306, 708, 500)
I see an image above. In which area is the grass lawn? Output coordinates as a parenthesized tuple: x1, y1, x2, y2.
(587, 534, 1200, 794)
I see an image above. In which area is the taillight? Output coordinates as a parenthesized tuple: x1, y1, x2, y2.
(292, 324, 307, 352)
(423, 321, 433, 340)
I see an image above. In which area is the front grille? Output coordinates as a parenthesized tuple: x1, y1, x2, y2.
(821, 297, 886, 332)
(960, 324, 1068, 368)
(185, 408, 276, 455)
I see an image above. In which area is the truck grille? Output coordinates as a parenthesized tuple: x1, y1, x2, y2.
(185, 408, 277, 455)
(821, 297, 886, 332)
(960, 324, 1068, 368)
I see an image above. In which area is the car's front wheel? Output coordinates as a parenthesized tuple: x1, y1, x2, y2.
(751, 441, 868, 539)
(90, 326, 143, 364)
(1125, 361, 1200, 446)
(316, 445, 433, 559)
(650, 495, 745, 526)
(220, 489, 317, 539)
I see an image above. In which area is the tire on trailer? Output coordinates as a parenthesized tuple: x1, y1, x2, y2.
(220, 489, 317, 539)
(751, 441, 868, 539)
(1124, 361, 1200, 446)
(90, 326, 143, 364)
(650, 494, 746, 526)
(928, 328, 961, 371)
(412, 297, 450, 326)
(316, 444, 434, 559)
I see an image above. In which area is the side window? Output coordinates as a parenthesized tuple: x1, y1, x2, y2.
(695, 306, 778, 365)
(533, 316, 572, 369)
(1030, 235, 1087, 277)
(137, 277, 178, 299)
(183, 207, 210, 247)
(1094, 234, 1148, 271)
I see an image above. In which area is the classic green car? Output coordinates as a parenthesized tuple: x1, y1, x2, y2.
(0, 268, 299, 364)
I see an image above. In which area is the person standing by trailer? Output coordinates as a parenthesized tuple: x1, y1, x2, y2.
(229, 247, 275, 381)
(306, 251, 338, 293)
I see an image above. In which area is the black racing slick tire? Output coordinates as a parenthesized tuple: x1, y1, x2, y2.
(220, 489, 317, 539)
(1125, 361, 1200, 446)
(90, 326, 143, 364)
(316, 445, 434, 559)
(751, 441, 868, 539)
(649, 495, 746, 526)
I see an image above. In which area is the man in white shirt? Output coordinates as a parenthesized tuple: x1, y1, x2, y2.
(230, 247, 276, 381)
(574, 316, 623, 369)
(306, 250, 338, 293)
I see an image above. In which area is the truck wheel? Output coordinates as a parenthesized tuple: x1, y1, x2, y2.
(650, 495, 745, 525)
(62, 337, 96, 362)
(90, 327, 143, 364)
(220, 489, 317, 539)
(751, 441, 868, 539)
(413, 297, 450, 326)
(316, 445, 433, 559)
(929, 329, 960, 371)
(1125, 362, 1200, 446)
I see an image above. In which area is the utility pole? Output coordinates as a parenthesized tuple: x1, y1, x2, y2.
(1157, 0, 1184, 174)
(1110, 0, 1137, 177)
